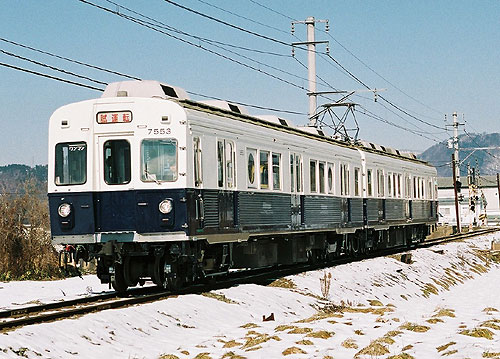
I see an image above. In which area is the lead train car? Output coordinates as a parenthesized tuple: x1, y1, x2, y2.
(48, 80, 438, 291)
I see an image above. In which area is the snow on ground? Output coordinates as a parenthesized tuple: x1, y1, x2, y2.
(0, 233, 499, 359)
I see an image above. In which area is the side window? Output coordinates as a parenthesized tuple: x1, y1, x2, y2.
(260, 150, 270, 189)
(327, 163, 334, 194)
(354, 167, 360, 196)
(377, 169, 384, 197)
(387, 172, 393, 197)
(217, 140, 224, 188)
(105, 139, 131, 185)
(225, 141, 235, 188)
(310, 160, 317, 193)
(55, 142, 87, 185)
(272, 152, 281, 190)
(247, 148, 257, 188)
(397, 174, 402, 198)
(340, 163, 349, 196)
(367, 169, 373, 197)
(295, 154, 302, 192)
(141, 139, 177, 182)
(319, 161, 326, 194)
(193, 137, 202, 187)
(290, 154, 295, 192)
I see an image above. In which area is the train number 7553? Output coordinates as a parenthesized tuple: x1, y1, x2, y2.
(148, 128, 171, 135)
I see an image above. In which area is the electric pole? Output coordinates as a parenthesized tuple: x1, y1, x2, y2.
(446, 112, 464, 231)
(291, 17, 329, 125)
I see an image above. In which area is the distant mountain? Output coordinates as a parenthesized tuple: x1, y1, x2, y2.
(419, 133, 500, 177)
(0, 164, 48, 194)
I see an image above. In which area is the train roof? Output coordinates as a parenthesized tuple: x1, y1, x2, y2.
(101, 80, 434, 168)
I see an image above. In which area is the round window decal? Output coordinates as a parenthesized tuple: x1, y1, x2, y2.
(248, 153, 255, 184)
(328, 167, 333, 192)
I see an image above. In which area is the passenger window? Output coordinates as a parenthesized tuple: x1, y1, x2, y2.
(319, 162, 325, 194)
(105, 139, 131, 185)
(377, 170, 384, 197)
(193, 137, 202, 187)
(272, 153, 281, 190)
(310, 160, 317, 193)
(141, 139, 177, 182)
(387, 172, 393, 197)
(295, 154, 302, 192)
(327, 163, 334, 194)
(367, 169, 373, 197)
(217, 140, 224, 188)
(225, 141, 235, 188)
(340, 164, 349, 196)
(290, 154, 295, 192)
(247, 149, 257, 188)
(260, 151, 270, 189)
(354, 167, 360, 196)
(55, 142, 87, 185)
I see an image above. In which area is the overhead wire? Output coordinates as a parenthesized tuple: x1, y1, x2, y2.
(1, 41, 305, 116)
(0, 62, 104, 91)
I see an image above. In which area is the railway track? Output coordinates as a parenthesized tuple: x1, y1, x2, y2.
(1, 227, 497, 332)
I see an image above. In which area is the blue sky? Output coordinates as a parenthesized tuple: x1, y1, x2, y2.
(1, 0, 499, 166)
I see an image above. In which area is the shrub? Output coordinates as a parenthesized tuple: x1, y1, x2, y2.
(0, 179, 61, 280)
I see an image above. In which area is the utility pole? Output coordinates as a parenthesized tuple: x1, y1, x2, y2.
(446, 112, 464, 231)
(291, 17, 329, 125)
(497, 173, 500, 210)
(452, 154, 461, 232)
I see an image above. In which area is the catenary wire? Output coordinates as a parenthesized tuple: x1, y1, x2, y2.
(0, 62, 104, 91)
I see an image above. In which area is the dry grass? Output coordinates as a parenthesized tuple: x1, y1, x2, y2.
(354, 329, 364, 336)
(480, 320, 500, 331)
(180, 350, 189, 356)
(441, 349, 458, 356)
(482, 307, 498, 313)
(194, 353, 211, 359)
(426, 318, 444, 324)
(288, 327, 313, 334)
(460, 328, 494, 340)
(341, 338, 358, 349)
(433, 308, 456, 318)
(402, 345, 414, 351)
(0, 180, 61, 280)
(241, 333, 280, 349)
(483, 351, 500, 358)
(282, 347, 306, 355)
(306, 330, 334, 339)
(201, 292, 238, 304)
(268, 278, 296, 289)
(421, 283, 439, 298)
(275, 325, 297, 332)
(295, 339, 314, 345)
(158, 355, 179, 359)
(221, 352, 246, 359)
(387, 353, 415, 359)
(436, 342, 456, 352)
(368, 299, 384, 306)
(222, 340, 242, 348)
(355, 341, 389, 358)
(239, 323, 258, 329)
(400, 322, 430, 333)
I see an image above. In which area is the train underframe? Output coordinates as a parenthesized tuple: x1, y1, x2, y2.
(67, 223, 432, 292)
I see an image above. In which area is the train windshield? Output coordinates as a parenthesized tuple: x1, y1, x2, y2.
(141, 139, 178, 182)
(103, 140, 131, 185)
(54, 142, 87, 185)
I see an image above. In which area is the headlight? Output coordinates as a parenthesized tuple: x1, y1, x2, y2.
(159, 199, 173, 214)
(58, 203, 71, 218)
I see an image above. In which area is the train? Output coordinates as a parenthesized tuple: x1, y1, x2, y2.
(48, 80, 438, 292)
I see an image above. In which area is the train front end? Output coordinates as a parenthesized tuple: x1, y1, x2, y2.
(48, 81, 193, 291)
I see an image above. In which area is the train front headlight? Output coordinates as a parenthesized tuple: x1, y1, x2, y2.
(58, 203, 72, 218)
(159, 199, 173, 214)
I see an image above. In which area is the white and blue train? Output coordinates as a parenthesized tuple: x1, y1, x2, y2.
(48, 80, 438, 291)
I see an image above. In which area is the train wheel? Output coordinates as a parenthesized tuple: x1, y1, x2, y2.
(154, 256, 182, 292)
(111, 263, 128, 293)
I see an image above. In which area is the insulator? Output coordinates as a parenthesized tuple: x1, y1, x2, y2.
(326, 44, 330, 55)
(325, 20, 329, 32)
(291, 23, 295, 35)
(291, 46, 295, 57)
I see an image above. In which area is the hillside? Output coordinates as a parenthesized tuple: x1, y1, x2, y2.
(419, 133, 500, 177)
(0, 164, 47, 193)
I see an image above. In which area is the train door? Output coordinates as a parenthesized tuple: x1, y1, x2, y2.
(95, 134, 135, 232)
(290, 153, 303, 228)
(216, 138, 236, 229)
